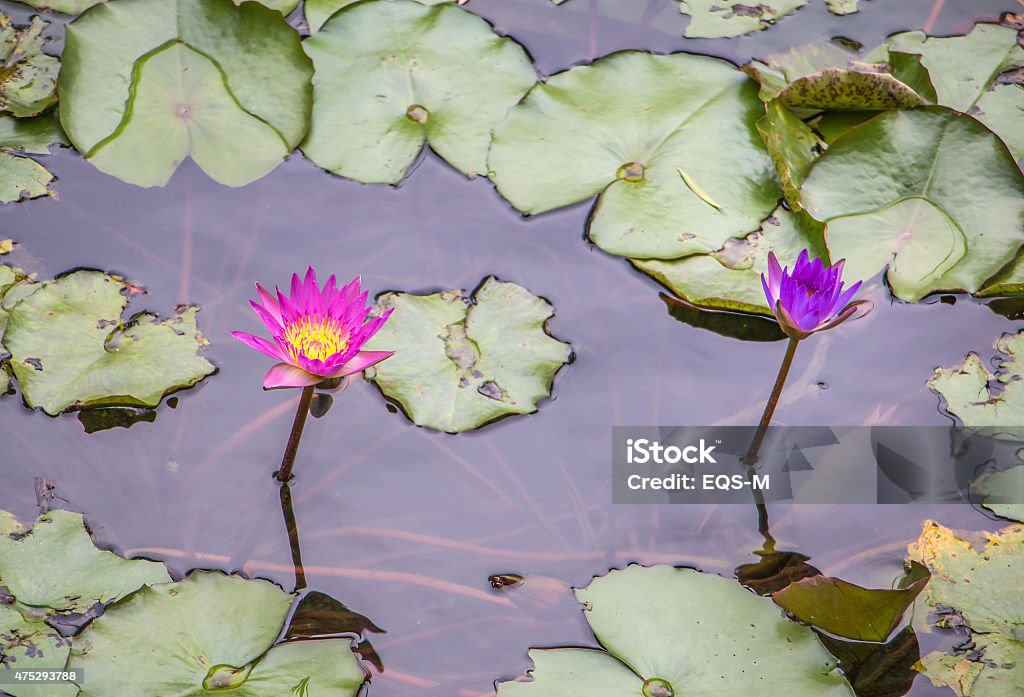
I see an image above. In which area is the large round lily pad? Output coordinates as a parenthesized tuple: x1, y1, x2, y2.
(0, 510, 170, 613)
(363, 277, 572, 433)
(301, 0, 535, 185)
(801, 107, 1024, 302)
(305, 0, 453, 32)
(498, 565, 853, 696)
(58, 0, 312, 187)
(69, 571, 364, 697)
(489, 51, 780, 260)
(2, 269, 216, 415)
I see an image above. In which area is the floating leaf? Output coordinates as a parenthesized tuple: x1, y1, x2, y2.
(2, 269, 216, 415)
(778, 68, 928, 110)
(302, 0, 535, 184)
(772, 575, 928, 642)
(58, 0, 312, 187)
(929, 330, 1024, 441)
(679, 0, 809, 39)
(634, 206, 826, 315)
(489, 51, 780, 260)
(0, 151, 52, 203)
(977, 465, 1024, 524)
(0, 604, 76, 697)
(497, 565, 853, 696)
(825, 0, 857, 15)
(0, 16, 58, 118)
(69, 571, 364, 697)
(801, 107, 1024, 302)
(305, 0, 454, 32)
(745, 41, 859, 102)
(918, 634, 1024, 697)
(13, 0, 299, 15)
(363, 277, 571, 433)
(0, 111, 68, 154)
(973, 84, 1024, 160)
(757, 100, 822, 209)
(0, 509, 170, 613)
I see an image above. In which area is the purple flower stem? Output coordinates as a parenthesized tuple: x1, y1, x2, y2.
(274, 385, 316, 483)
(743, 336, 800, 544)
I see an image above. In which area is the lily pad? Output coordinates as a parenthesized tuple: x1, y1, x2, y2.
(69, 571, 364, 697)
(0, 509, 170, 613)
(363, 277, 571, 433)
(977, 465, 1024, 524)
(0, 112, 63, 204)
(0, 604, 76, 697)
(0, 15, 58, 118)
(801, 107, 1024, 302)
(633, 206, 826, 315)
(1, 269, 217, 415)
(58, 0, 312, 187)
(489, 50, 780, 260)
(928, 330, 1024, 441)
(825, 0, 857, 15)
(679, 0, 809, 39)
(757, 100, 822, 209)
(302, 0, 535, 185)
(305, 0, 454, 32)
(497, 565, 853, 696)
(918, 634, 1024, 697)
(0, 111, 68, 154)
(13, 0, 300, 15)
(778, 68, 928, 110)
(772, 574, 928, 642)
(0, 151, 52, 203)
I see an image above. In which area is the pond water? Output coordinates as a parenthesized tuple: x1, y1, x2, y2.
(1, 0, 1020, 695)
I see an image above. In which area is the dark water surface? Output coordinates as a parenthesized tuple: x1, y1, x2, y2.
(1, 0, 1020, 694)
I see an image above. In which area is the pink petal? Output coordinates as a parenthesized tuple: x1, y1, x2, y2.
(330, 350, 394, 378)
(232, 331, 286, 361)
(263, 363, 322, 390)
(249, 300, 284, 337)
(256, 284, 283, 324)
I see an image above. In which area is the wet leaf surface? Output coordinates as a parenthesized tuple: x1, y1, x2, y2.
(757, 99, 822, 209)
(69, 571, 364, 697)
(58, 0, 312, 187)
(305, 0, 454, 32)
(497, 565, 854, 696)
(977, 464, 1024, 523)
(489, 50, 779, 260)
(0, 151, 52, 204)
(1, 269, 217, 415)
(777, 68, 928, 110)
(363, 277, 571, 433)
(679, 0, 810, 39)
(0, 15, 58, 118)
(801, 108, 1024, 302)
(0, 509, 170, 614)
(929, 330, 1024, 441)
(0, 603, 76, 697)
(0, 111, 68, 155)
(302, 0, 534, 184)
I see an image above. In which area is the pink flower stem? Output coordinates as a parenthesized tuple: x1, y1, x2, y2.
(274, 385, 315, 483)
(743, 336, 800, 544)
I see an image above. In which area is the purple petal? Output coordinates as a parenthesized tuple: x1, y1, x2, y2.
(232, 331, 287, 361)
(761, 273, 776, 308)
(263, 363, 322, 390)
(249, 300, 284, 338)
(331, 351, 395, 378)
(256, 284, 283, 325)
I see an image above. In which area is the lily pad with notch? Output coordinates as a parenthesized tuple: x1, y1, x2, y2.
(801, 107, 1024, 302)
(301, 0, 536, 184)
(58, 0, 312, 187)
(1, 269, 217, 415)
(363, 277, 572, 433)
(496, 565, 854, 697)
(69, 571, 364, 697)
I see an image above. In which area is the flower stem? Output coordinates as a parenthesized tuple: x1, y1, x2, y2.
(275, 385, 315, 482)
(279, 481, 306, 591)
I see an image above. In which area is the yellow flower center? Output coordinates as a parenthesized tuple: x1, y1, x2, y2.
(283, 316, 349, 363)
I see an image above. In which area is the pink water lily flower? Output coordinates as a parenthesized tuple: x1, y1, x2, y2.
(232, 268, 393, 390)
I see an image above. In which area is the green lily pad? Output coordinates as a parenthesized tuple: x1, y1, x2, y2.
(801, 107, 1024, 302)
(633, 206, 826, 315)
(772, 575, 928, 643)
(744, 42, 859, 102)
(363, 277, 572, 433)
(0, 604, 76, 697)
(1, 269, 217, 415)
(0, 151, 52, 203)
(973, 84, 1024, 161)
(489, 50, 780, 260)
(928, 330, 1024, 441)
(58, 0, 312, 187)
(0, 16, 58, 118)
(977, 465, 1024, 524)
(497, 565, 853, 696)
(679, 0, 809, 39)
(757, 100, 822, 209)
(0, 111, 63, 204)
(778, 68, 928, 110)
(302, 0, 535, 185)
(69, 571, 364, 697)
(305, 0, 454, 32)
(0, 509, 170, 613)
(918, 634, 1024, 697)
(13, 0, 299, 15)
(0, 111, 68, 155)
(825, 0, 857, 15)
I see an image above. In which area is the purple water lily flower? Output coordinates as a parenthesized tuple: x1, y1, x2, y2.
(232, 268, 393, 390)
(761, 249, 866, 340)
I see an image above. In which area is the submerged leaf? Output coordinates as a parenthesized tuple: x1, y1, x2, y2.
(69, 571, 364, 697)
(302, 0, 535, 184)
(679, 0, 810, 39)
(2, 269, 216, 415)
(0, 16, 58, 118)
(58, 0, 312, 187)
(497, 565, 853, 696)
(0, 509, 170, 613)
(363, 277, 571, 433)
(489, 51, 779, 260)
(801, 107, 1024, 302)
